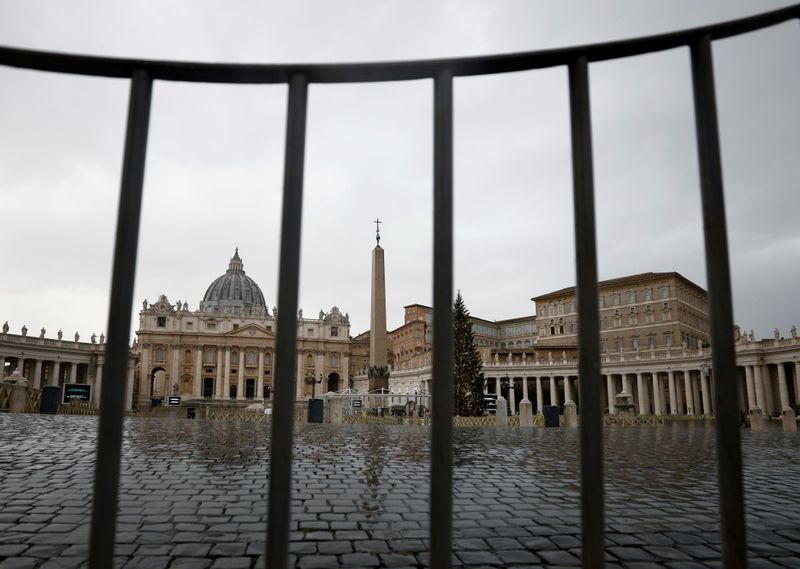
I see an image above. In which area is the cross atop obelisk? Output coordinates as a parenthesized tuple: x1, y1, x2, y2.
(374, 218, 382, 244)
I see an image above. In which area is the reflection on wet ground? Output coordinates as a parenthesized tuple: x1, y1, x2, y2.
(0, 414, 798, 567)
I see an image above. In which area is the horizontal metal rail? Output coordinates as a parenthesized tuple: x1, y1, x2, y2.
(0, 5, 797, 83)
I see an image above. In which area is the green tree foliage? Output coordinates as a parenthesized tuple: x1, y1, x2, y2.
(453, 292, 486, 416)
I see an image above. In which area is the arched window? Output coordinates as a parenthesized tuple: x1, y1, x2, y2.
(205, 349, 214, 363)
(307, 354, 313, 367)
(330, 355, 338, 368)
(247, 351, 256, 366)
(184, 349, 192, 364)
(155, 347, 165, 362)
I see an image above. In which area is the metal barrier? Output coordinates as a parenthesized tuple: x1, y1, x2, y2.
(2, 6, 798, 568)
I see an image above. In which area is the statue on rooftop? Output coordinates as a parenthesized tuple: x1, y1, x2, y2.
(74, 332, 80, 342)
(791, 325, 797, 339)
(100, 333, 105, 344)
(21, 325, 27, 337)
(2, 321, 8, 334)
(91, 333, 97, 344)
(40, 328, 46, 338)
(57, 329, 63, 340)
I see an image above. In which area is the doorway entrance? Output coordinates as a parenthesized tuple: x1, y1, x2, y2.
(203, 378, 214, 398)
(245, 379, 255, 400)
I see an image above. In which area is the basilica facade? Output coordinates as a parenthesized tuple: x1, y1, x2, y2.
(134, 249, 350, 408)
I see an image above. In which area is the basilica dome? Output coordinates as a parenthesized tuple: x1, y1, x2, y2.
(200, 249, 266, 313)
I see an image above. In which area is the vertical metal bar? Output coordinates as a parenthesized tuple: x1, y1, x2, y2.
(690, 35, 747, 568)
(89, 69, 152, 569)
(266, 73, 308, 569)
(430, 68, 454, 569)
(568, 55, 605, 569)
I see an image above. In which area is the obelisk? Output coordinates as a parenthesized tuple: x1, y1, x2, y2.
(369, 218, 389, 392)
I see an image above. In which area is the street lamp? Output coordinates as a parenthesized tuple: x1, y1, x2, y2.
(305, 371, 323, 399)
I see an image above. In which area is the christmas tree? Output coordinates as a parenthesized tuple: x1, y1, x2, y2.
(453, 292, 486, 416)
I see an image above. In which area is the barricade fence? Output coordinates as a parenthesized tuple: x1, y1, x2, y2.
(1, 6, 798, 568)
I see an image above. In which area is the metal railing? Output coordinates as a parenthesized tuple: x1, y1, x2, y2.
(1, 5, 798, 569)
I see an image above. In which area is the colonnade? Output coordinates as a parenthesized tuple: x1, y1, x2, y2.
(484, 359, 800, 417)
(1, 354, 103, 406)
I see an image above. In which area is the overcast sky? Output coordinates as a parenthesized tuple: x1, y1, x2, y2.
(1, 0, 798, 343)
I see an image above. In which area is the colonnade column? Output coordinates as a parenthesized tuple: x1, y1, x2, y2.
(606, 375, 616, 414)
(549, 376, 558, 406)
(745, 365, 757, 409)
(51, 360, 61, 387)
(564, 376, 573, 403)
(0, 356, 5, 378)
(69, 362, 78, 384)
(651, 373, 662, 416)
(296, 352, 305, 400)
(668, 371, 677, 415)
(216, 348, 224, 398)
(33, 360, 42, 389)
(257, 350, 265, 400)
(636, 373, 645, 414)
(684, 371, 695, 416)
(509, 380, 516, 415)
(521, 377, 529, 402)
(223, 348, 232, 400)
(535, 377, 543, 413)
(794, 362, 800, 407)
(237, 350, 246, 400)
(754, 364, 765, 410)
(700, 371, 712, 416)
(777, 363, 791, 410)
(194, 348, 203, 398)
(93, 364, 103, 407)
(622, 373, 630, 395)
(139, 344, 149, 400)
(495, 377, 500, 396)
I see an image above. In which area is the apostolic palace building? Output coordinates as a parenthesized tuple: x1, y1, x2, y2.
(2, 248, 799, 420)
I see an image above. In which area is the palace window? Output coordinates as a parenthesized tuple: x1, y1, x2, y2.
(665, 332, 674, 346)
(157, 316, 166, 327)
(538, 307, 545, 317)
(557, 303, 564, 315)
(615, 337, 622, 352)
(205, 350, 214, 363)
(185, 321, 193, 330)
(600, 338, 608, 352)
(660, 285, 670, 299)
(155, 347, 165, 362)
(612, 293, 620, 306)
(649, 335, 656, 349)
(184, 350, 191, 364)
(206, 322, 216, 331)
(330, 326, 339, 337)
(308, 328, 315, 336)
(632, 337, 639, 350)
(247, 351, 256, 366)
(600, 317, 606, 329)
(598, 296, 605, 308)
(570, 322, 576, 334)
(331, 355, 338, 368)
(232, 324, 239, 330)
(307, 354, 313, 367)
(568, 301, 576, 313)
(644, 288, 652, 301)
(264, 353, 271, 366)
(548, 305, 555, 316)
(628, 290, 636, 304)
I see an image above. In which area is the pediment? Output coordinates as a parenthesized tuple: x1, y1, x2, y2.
(224, 323, 275, 339)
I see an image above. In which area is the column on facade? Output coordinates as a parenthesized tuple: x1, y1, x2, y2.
(564, 376, 573, 403)
(668, 370, 677, 414)
(535, 377, 543, 413)
(621, 373, 630, 395)
(684, 370, 695, 416)
(32, 359, 42, 389)
(549, 376, 558, 407)
(0, 356, 5, 379)
(744, 365, 756, 409)
(139, 345, 149, 399)
(651, 373, 663, 415)
(216, 348, 224, 399)
(495, 377, 500, 396)
(700, 370, 712, 416)
(238, 349, 246, 400)
(692, 372, 702, 416)
(194, 348, 203, 398)
(223, 348, 231, 400)
(606, 375, 616, 414)
(316, 352, 325, 393)
(521, 376, 529, 402)
(763, 365, 776, 414)
(753, 364, 765, 411)
(69, 362, 78, 384)
(636, 373, 645, 414)
(777, 363, 791, 410)
(126, 361, 135, 411)
(257, 350, 265, 400)
(509, 379, 516, 415)
(171, 346, 180, 397)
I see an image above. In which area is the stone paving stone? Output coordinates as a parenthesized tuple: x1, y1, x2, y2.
(0, 559, 40, 569)
(168, 559, 212, 569)
(208, 559, 252, 569)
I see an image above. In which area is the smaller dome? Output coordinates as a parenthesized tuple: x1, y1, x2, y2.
(200, 248, 266, 313)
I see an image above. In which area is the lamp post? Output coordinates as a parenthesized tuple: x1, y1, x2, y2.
(305, 371, 322, 399)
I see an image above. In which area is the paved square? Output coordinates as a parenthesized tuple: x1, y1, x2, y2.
(0, 414, 798, 568)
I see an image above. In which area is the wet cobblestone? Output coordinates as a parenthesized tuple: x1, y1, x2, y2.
(0, 415, 798, 567)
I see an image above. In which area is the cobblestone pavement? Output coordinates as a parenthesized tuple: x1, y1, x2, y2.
(1, 415, 799, 568)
